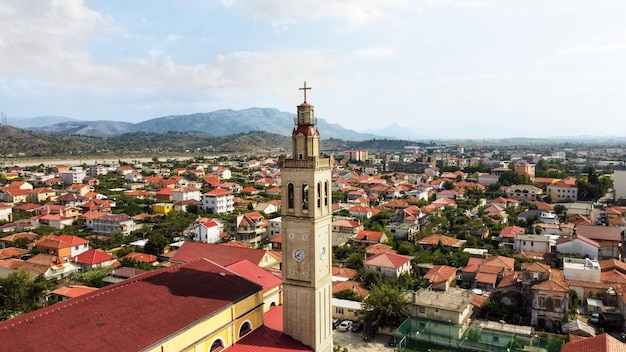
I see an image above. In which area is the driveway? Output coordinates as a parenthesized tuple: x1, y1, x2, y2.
(333, 329, 394, 352)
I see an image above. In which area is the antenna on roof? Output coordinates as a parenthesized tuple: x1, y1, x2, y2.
(0, 112, 6, 125)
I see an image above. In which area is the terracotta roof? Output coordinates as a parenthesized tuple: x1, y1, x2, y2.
(227, 259, 282, 293)
(482, 255, 515, 271)
(576, 225, 621, 242)
(497, 271, 521, 288)
(599, 259, 626, 273)
(532, 270, 569, 293)
(169, 242, 268, 267)
(123, 252, 157, 263)
(471, 294, 489, 308)
(556, 234, 600, 248)
(424, 265, 457, 286)
(365, 243, 396, 256)
(332, 280, 370, 297)
(363, 252, 411, 269)
(499, 226, 525, 238)
(561, 333, 626, 352)
(205, 187, 232, 196)
(331, 266, 357, 280)
(73, 249, 117, 265)
(227, 305, 311, 352)
(57, 234, 89, 246)
(418, 234, 463, 247)
(51, 285, 98, 298)
(355, 230, 385, 242)
(475, 272, 498, 285)
(521, 262, 551, 273)
(0, 259, 263, 351)
(0, 247, 29, 260)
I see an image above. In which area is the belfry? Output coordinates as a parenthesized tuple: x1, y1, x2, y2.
(280, 82, 334, 351)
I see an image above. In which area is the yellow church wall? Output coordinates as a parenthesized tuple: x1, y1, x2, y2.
(143, 290, 264, 352)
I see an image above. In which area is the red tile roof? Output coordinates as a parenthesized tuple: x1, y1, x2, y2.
(51, 285, 98, 298)
(169, 242, 269, 267)
(561, 333, 626, 352)
(123, 252, 158, 263)
(227, 259, 282, 293)
(424, 265, 457, 286)
(332, 280, 370, 297)
(227, 305, 310, 352)
(418, 234, 463, 247)
(73, 249, 117, 265)
(363, 252, 412, 269)
(0, 259, 263, 351)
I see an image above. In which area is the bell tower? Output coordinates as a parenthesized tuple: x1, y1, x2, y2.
(280, 82, 334, 352)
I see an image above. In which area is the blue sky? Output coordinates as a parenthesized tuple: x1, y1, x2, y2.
(1, 0, 625, 138)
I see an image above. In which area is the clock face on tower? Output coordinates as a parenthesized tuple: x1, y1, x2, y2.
(293, 248, 305, 262)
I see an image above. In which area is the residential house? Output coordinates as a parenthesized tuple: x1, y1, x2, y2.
(59, 168, 87, 185)
(56, 192, 87, 208)
(365, 243, 396, 258)
(561, 333, 626, 352)
(189, 217, 225, 244)
(332, 298, 362, 322)
(506, 184, 543, 202)
(409, 287, 474, 325)
(202, 188, 235, 214)
(81, 199, 113, 213)
(547, 177, 578, 202)
(91, 214, 136, 236)
(353, 230, 388, 248)
(362, 252, 412, 279)
(575, 225, 622, 260)
(556, 234, 600, 259)
(529, 269, 569, 329)
(72, 249, 118, 270)
(28, 187, 57, 203)
(18, 254, 80, 279)
(331, 219, 363, 247)
(168, 241, 281, 269)
(490, 196, 519, 209)
(423, 265, 457, 291)
(562, 257, 601, 283)
(267, 217, 281, 240)
(123, 252, 158, 265)
(56, 234, 89, 258)
(231, 211, 266, 247)
(152, 203, 174, 215)
(418, 234, 466, 251)
(514, 234, 551, 253)
(348, 205, 376, 219)
(498, 226, 525, 249)
(172, 187, 202, 203)
(48, 285, 98, 302)
(0, 204, 12, 223)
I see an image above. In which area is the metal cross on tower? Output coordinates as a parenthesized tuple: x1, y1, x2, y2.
(299, 81, 311, 102)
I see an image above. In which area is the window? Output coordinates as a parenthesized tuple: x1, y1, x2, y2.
(302, 183, 309, 210)
(493, 336, 499, 343)
(288, 183, 294, 209)
(554, 299, 562, 310)
(419, 306, 425, 314)
(324, 181, 329, 206)
(336, 308, 344, 314)
(239, 321, 252, 338)
(539, 297, 546, 308)
(210, 339, 224, 351)
(317, 182, 321, 208)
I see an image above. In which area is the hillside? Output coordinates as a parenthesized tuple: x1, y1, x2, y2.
(25, 107, 380, 141)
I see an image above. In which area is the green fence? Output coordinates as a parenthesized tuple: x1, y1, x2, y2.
(394, 317, 564, 352)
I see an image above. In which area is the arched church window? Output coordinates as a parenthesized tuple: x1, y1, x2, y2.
(210, 339, 224, 351)
(317, 182, 321, 208)
(288, 183, 294, 209)
(324, 181, 329, 206)
(302, 183, 309, 210)
(239, 321, 252, 338)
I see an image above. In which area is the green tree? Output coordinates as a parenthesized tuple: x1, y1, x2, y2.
(359, 283, 408, 332)
(362, 270, 383, 289)
(144, 233, 169, 255)
(0, 272, 50, 320)
(345, 252, 364, 270)
(568, 289, 579, 320)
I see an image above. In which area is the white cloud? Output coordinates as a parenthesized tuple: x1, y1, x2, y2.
(354, 47, 398, 59)
(219, 0, 408, 24)
(558, 43, 626, 56)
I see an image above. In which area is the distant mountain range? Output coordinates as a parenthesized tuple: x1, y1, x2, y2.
(10, 108, 382, 141)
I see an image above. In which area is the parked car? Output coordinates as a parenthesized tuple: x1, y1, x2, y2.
(338, 320, 352, 332)
(332, 319, 340, 330)
(351, 322, 363, 332)
(590, 313, 600, 324)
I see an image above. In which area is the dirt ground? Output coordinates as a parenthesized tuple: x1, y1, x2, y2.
(332, 329, 395, 352)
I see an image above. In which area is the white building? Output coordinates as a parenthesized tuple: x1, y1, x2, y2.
(614, 170, 626, 202)
(562, 257, 601, 283)
(173, 187, 202, 203)
(363, 252, 412, 279)
(267, 217, 281, 239)
(59, 168, 87, 185)
(201, 188, 234, 214)
(189, 217, 224, 244)
(514, 234, 551, 253)
(555, 234, 600, 260)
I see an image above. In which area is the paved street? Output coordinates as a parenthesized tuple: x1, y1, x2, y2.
(333, 329, 394, 352)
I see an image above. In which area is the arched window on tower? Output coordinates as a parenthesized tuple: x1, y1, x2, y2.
(302, 183, 309, 211)
(288, 183, 294, 209)
(239, 321, 252, 338)
(324, 181, 329, 207)
(317, 182, 321, 208)
(210, 339, 224, 352)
